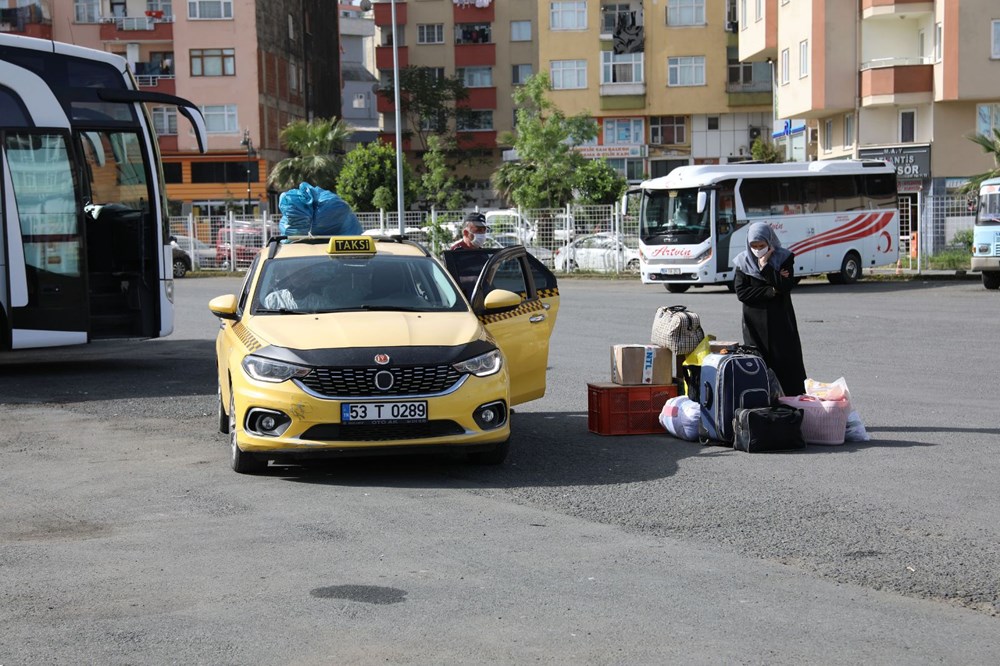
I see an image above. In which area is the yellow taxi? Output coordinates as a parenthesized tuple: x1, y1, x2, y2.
(209, 235, 559, 473)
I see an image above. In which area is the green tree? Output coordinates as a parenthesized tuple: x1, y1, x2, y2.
(573, 158, 627, 205)
(379, 67, 472, 152)
(959, 130, 1000, 194)
(420, 135, 467, 210)
(750, 137, 784, 163)
(267, 117, 352, 192)
(494, 72, 597, 210)
(337, 141, 417, 213)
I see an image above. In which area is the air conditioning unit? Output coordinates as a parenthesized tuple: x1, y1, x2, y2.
(725, 20, 738, 33)
(748, 126, 762, 142)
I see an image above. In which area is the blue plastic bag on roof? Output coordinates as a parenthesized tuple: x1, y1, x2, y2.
(278, 182, 361, 237)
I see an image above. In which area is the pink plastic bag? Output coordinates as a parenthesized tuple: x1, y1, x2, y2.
(777, 394, 849, 445)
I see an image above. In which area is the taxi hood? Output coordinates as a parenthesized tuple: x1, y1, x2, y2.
(247, 310, 482, 351)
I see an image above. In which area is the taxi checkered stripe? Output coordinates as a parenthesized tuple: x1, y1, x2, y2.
(233, 322, 262, 352)
(537, 287, 559, 299)
(478, 297, 546, 325)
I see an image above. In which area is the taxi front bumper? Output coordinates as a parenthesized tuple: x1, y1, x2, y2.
(231, 369, 511, 456)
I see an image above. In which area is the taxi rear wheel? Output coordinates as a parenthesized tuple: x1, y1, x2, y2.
(468, 438, 509, 465)
(230, 390, 267, 474)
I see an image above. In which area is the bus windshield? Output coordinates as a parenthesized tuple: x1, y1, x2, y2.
(640, 188, 711, 244)
(978, 191, 1000, 225)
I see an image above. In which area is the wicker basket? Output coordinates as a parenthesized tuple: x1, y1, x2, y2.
(777, 394, 848, 445)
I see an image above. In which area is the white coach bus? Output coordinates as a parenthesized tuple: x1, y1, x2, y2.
(631, 160, 899, 293)
(0, 34, 206, 351)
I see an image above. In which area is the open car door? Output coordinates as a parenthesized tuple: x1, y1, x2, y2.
(442, 247, 560, 405)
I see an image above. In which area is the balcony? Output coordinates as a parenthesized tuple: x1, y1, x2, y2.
(136, 74, 176, 95)
(373, 1, 406, 26)
(860, 59, 933, 106)
(100, 15, 174, 42)
(861, 0, 934, 19)
(375, 45, 408, 70)
(453, 1, 494, 23)
(455, 42, 495, 67)
(0, 4, 51, 39)
(376, 91, 395, 114)
(457, 130, 498, 151)
(458, 87, 497, 109)
(599, 6, 643, 40)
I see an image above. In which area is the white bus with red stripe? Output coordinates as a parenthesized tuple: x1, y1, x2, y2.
(631, 160, 899, 293)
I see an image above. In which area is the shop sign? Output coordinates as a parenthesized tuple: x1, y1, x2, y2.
(859, 144, 931, 179)
(575, 144, 648, 159)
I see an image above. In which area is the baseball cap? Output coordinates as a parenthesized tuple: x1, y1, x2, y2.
(464, 211, 488, 229)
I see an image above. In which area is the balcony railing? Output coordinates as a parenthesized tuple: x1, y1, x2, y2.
(860, 56, 932, 71)
(725, 79, 772, 93)
(101, 14, 174, 31)
(135, 74, 175, 87)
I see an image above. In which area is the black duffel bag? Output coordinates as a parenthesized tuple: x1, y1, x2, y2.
(733, 405, 806, 453)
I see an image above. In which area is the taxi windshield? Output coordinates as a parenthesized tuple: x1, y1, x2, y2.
(252, 254, 466, 314)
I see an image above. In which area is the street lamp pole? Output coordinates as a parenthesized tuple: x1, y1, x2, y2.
(240, 128, 255, 216)
(390, 0, 404, 234)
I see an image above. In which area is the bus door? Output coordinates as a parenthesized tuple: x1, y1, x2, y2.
(713, 180, 739, 279)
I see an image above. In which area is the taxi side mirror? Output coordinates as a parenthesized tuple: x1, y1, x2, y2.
(483, 289, 522, 310)
(208, 294, 239, 320)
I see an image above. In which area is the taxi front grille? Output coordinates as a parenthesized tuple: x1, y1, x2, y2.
(298, 365, 464, 398)
(301, 421, 464, 441)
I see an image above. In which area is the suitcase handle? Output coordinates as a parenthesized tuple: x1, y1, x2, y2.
(702, 381, 713, 409)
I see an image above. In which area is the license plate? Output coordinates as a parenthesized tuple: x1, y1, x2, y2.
(341, 401, 428, 424)
(661, 267, 682, 275)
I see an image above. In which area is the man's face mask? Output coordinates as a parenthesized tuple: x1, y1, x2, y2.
(471, 232, 487, 247)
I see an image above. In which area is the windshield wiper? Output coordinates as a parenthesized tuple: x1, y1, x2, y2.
(255, 307, 301, 314)
(358, 304, 424, 312)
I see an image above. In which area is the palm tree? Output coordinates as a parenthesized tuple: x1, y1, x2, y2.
(961, 129, 1000, 194)
(267, 117, 353, 192)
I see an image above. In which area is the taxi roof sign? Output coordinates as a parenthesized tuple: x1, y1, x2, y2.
(327, 236, 375, 255)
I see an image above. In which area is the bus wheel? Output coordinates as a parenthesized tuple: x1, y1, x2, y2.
(230, 389, 267, 474)
(840, 251, 862, 284)
(665, 284, 691, 293)
(983, 272, 1000, 290)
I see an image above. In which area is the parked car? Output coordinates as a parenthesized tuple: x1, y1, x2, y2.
(484, 209, 535, 244)
(553, 233, 641, 274)
(216, 226, 265, 270)
(172, 235, 217, 270)
(486, 233, 554, 267)
(171, 244, 192, 278)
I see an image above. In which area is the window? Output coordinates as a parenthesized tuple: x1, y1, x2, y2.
(755, 0, 762, 21)
(152, 107, 177, 135)
(780, 48, 789, 84)
(455, 23, 491, 44)
(993, 20, 1000, 58)
(458, 67, 493, 88)
(418, 24, 444, 44)
(601, 3, 632, 33)
(74, 0, 99, 22)
(191, 49, 235, 76)
(977, 104, 1000, 136)
(288, 13, 295, 41)
(199, 104, 238, 133)
(900, 109, 915, 143)
(667, 56, 705, 86)
(667, 0, 705, 26)
(191, 161, 256, 183)
(551, 60, 587, 89)
(843, 113, 854, 147)
(740, 0, 747, 29)
(188, 0, 232, 19)
(918, 30, 926, 60)
(650, 116, 686, 144)
(551, 1, 587, 30)
(457, 111, 494, 131)
(148, 0, 173, 15)
(511, 20, 531, 41)
(606, 158, 645, 181)
(799, 40, 808, 77)
(934, 22, 942, 61)
(512, 64, 533, 85)
(707, 116, 719, 130)
(289, 62, 298, 92)
(604, 118, 644, 144)
(601, 51, 644, 84)
(823, 119, 832, 152)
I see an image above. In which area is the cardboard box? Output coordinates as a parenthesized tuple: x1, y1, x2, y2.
(709, 340, 740, 354)
(611, 344, 673, 385)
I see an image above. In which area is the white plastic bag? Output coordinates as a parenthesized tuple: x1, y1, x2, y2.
(804, 376, 852, 407)
(845, 410, 871, 442)
(659, 395, 701, 441)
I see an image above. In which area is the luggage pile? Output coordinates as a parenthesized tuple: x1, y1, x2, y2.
(649, 307, 870, 452)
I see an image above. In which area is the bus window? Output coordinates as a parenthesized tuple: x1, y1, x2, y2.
(863, 173, 897, 210)
(739, 179, 771, 217)
(640, 188, 711, 243)
(716, 180, 736, 235)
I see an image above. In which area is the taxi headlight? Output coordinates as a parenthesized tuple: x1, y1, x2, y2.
(242, 355, 311, 383)
(453, 349, 502, 377)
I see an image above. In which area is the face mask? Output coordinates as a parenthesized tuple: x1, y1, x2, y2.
(471, 233, 487, 247)
(751, 246, 769, 258)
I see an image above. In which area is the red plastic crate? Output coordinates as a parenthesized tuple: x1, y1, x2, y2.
(587, 382, 679, 436)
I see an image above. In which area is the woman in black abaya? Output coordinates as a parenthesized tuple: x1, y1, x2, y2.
(733, 222, 807, 396)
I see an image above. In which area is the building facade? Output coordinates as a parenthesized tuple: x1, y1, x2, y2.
(739, 0, 1000, 251)
(339, 1, 380, 150)
(4, 0, 341, 216)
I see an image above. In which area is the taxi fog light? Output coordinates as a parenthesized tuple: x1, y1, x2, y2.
(453, 349, 502, 377)
(242, 355, 311, 383)
(473, 400, 507, 430)
(246, 408, 291, 437)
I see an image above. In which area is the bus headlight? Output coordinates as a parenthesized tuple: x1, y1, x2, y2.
(242, 355, 311, 383)
(976, 244, 990, 254)
(695, 248, 713, 263)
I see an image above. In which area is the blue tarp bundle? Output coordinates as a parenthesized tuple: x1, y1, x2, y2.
(278, 182, 361, 237)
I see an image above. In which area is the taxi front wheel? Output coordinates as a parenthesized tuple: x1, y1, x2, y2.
(230, 390, 267, 474)
(217, 379, 229, 434)
(468, 438, 510, 465)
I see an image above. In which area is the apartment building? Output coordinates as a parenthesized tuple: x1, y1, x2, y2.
(740, 0, 1000, 249)
(371, 0, 538, 206)
(340, 1, 379, 149)
(537, 0, 774, 182)
(3, 0, 341, 216)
